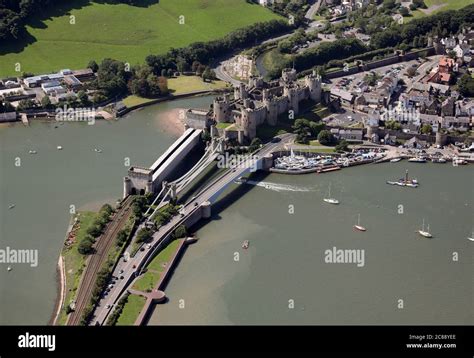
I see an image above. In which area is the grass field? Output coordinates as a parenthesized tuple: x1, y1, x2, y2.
(168, 76, 227, 95)
(0, 0, 280, 76)
(132, 239, 182, 292)
(116, 294, 146, 326)
(408, 0, 471, 21)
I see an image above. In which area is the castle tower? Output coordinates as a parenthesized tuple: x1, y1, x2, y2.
(282, 68, 297, 83)
(242, 108, 257, 140)
(284, 85, 299, 115)
(213, 95, 230, 123)
(305, 70, 322, 103)
(264, 94, 278, 126)
(234, 82, 248, 100)
(433, 36, 445, 55)
(123, 176, 131, 198)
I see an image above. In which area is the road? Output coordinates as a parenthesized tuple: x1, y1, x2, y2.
(67, 196, 133, 325)
(305, 0, 323, 20)
(91, 133, 295, 325)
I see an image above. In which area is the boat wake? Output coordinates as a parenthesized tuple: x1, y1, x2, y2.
(244, 180, 312, 193)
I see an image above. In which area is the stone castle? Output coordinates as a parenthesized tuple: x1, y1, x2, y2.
(185, 68, 322, 143)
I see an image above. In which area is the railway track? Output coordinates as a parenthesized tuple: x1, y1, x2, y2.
(67, 196, 134, 325)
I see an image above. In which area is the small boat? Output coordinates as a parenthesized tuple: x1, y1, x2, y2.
(57, 146, 63, 150)
(353, 214, 366, 232)
(452, 157, 468, 166)
(29, 150, 37, 154)
(386, 170, 418, 188)
(8, 204, 15, 209)
(390, 158, 402, 163)
(408, 157, 427, 163)
(417, 219, 433, 238)
(468, 231, 474, 242)
(323, 183, 339, 205)
(7, 266, 12, 272)
(94, 148, 102, 153)
(432, 158, 446, 163)
(242, 240, 249, 249)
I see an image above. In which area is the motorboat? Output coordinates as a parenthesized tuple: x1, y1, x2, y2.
(408, 157, 426, 163)
(390, 158, 402, 163)
(29, 150, 37, 154)
(94, 148, 103, 153)
(242, 240, 249, 249)
(353, 214, 366, 232)
(417, 219, 433, 238)
(452, 157, 468, 166)
(7, 266, 12, 272)
(323, 183, 339, 205)
(8, 204, 15, 209)
(432, 157, 446, 163)
(57, 146, 63, 150)
(386, 170, 418, 188)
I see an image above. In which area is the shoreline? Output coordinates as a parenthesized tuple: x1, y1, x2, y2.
(156, 108, 186, 137)
(49, 216, 74, 325)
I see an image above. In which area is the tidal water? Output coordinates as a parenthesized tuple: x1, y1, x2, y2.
(0, 96, 213, 325)
(150, 164, 473, 325)
(0, 96, 472, 325)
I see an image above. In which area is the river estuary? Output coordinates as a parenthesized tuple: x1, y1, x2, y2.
(0, 96, 472, 325)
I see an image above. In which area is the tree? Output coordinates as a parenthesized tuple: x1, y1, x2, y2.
(421, 124, 432, 135)
(335, 139, 349, 152)
(317, 130, 335, 146)
(136, 228, 153, 244)
(202, 67, 216, 82)
(78, 237, 94, 255)
(399, 7, 409, 17)
(87, 223, 103, 238)
(88, 60, 99, 73)
(457, 74, 474, 97)
(173, 225, 187, 239)
(249, 138, 262, 152)
(41, 95, 52, 109)
(17, 99, 35, 111)
(77, 90, 90, 107)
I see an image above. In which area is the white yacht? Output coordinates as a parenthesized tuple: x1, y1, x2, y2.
(417, 219, 433, 238)
(323, 183, 339, 205)
(353, 214, 366, 232)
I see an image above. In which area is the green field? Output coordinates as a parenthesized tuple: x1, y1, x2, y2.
(132, 239, 182, 292)
(0, 0, 280, 76)
(116, 294, 146, 326)
(409, 0, 471, 20)
(168, 76, 227, 95)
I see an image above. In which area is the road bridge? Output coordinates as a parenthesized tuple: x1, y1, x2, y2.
(90, 134, 293, 325)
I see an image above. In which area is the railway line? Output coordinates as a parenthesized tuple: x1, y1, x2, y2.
(66, 196, 134, 325)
